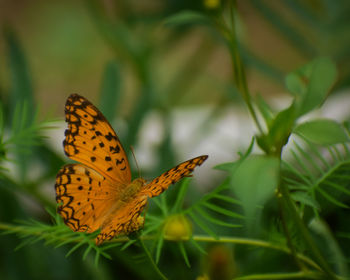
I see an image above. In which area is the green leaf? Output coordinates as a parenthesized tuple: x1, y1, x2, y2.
(82, 244, 93, 260)
(188, 212, 218, 239)
(231, 155, 279, 231)
(215, 138, 255, 172)
(211, 194, 241, 205)
(4, 27, 35, 112)
(344, 120, 350, 134)
(171, 178, 191, 213)
(202, 202, 243, 219)
(309, 219, 349, 277)
(65, 241, 85, 257)
(294, 119, 349, 145)
(195, 207, 241, 228)
(290, 191, 320, 210)
(287, 57, 337, 116)
(94, 251, 100, 267)
(178, 242, 190, 268)
(317, 188, 349, 209)
(257, 103, 296, 155)
(98, 60, 122, 121)
(164, 10, 212, 27)
(285, 140, 350, 213)
(285, 71, 306, 97)
(155, 234, 164, 264)
(189, 238, 207, 255)
(214, 161, 238, 172)
(4, 27, 36, 180)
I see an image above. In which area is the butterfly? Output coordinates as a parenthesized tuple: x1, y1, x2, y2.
(55, 94, 208, 245)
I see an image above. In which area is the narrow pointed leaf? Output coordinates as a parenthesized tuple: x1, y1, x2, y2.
(195, 206, 241, 228)
(290, 191, 320, 210)
(202, 202, 243, 219)
(65, 241, 85, 257)
(155, 234, 164, 264)
(188, 212, 218, 239)
(172, 178, 191, 213)
(178, 242, 190, 268)
(317, 188, 349, 208)
(212, 194, 241, 205)
(164, 10, 212, 27)
(189, 238, 207, 255)
(83, 244, 93, 260)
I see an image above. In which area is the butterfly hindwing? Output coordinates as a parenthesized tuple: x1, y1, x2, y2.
(55, 164, 120, 233)
(95, 195, 148, 245)
(140, 155, 208, 198)
(64, 94, 131, 184)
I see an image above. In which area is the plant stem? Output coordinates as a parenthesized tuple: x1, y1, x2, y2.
(192, 235, 320, 272)
(138, 237, 168, 280)
(225, 0, 263, 134)
(277, 160, 306, 272)
(276, 140, 336, 279)
(234, 270, 324, 280)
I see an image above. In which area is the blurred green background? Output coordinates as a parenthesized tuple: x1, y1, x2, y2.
(1, 0, 350, 279)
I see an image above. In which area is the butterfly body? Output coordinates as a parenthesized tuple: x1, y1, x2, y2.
(56, 94, 208, 245)
(120, 178, 146, 202)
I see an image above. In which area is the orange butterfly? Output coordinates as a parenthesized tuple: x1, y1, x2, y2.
(55, 94, 208, 245)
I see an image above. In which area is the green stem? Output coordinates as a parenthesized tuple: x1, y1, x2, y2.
(276, 140, 336, 279)
(277, 159, 306, 272)
(278, 197, 306, 270)
(224, 0, 263, 134)
(234, 271, 324, 280)
(138, 238, 168, 280)
(192, 235, 320, 272)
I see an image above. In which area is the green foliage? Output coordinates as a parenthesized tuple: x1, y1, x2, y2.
(1, 208, 118, 266)
(284, 141, 350, 212)
(164, 10, 213, 27)
(294, 119, 349, 145)
(0, 102, 55, 159)
(230, 156, 279, 234)
(286, 57, 337, 117)
(98, 60, 122, 122)
(1, 1, 350, 280)
(4, 27, 35, 113)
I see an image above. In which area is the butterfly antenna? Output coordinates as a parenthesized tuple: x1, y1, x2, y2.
(130, 146, 142, 178)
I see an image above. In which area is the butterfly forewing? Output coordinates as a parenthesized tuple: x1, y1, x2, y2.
(64, 94, 131, 184)
(140, 155, 208, 198)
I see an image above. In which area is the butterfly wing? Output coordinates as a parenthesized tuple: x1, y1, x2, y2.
(55, 164, 121, 233)
(63, 94, 131, 184)
(58, 94, 208, 245)
(140, 155, 208, 198)
(95, 195, 148, 245)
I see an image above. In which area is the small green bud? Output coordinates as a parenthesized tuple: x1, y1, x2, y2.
(163, 215, 192, 241)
